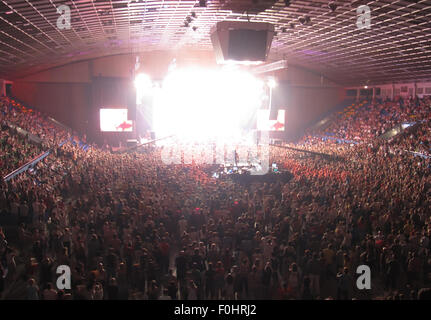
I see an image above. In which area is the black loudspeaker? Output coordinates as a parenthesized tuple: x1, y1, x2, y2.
(211, 21, 274, 64)
(269, 107, 278, 120)
(127, 86, 136, 120)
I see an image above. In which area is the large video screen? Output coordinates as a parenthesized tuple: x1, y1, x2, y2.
(100, 108, 133, 132)
(257, 109, 285, 131)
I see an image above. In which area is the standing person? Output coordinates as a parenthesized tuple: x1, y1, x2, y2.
(286, 263, 300, 299)
(238, 257, 250, 299)
(26, 278, 39, 300)
(42, 283, 58, 300)
(308, 253, 321, 298)
(301, 276, 313, 300)
(178, 216, 187, 238)
(175, 250, 187, 284)
(261, 262, 272, 299)
(190, 263, 203, 299)
(336, 267, 353, 300)
(0, 262, 5, 297)
(386, 254, 400, 291)
(167, 280, 178, 300)
(147, 280, 159, 300)
(90, 283, 104, 300)
(158, 237, 170, 275)
(19, 201, 29, 225)
(187, 280, 198, 300)
(204, 262, 216, 299)
(159, 288, 172, 300)
(214, 261, 225, 300)
(224, 273, 235, 300)
(247, 265, 261, 299)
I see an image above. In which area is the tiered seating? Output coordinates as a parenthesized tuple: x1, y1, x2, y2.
(0, 98, 45, 177)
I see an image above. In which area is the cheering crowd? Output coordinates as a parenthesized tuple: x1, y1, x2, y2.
(0, 94, 431, 300)
(297, 95, 431, 156)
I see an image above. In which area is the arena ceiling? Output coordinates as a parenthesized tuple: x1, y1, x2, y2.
(0, 0, 430, 85)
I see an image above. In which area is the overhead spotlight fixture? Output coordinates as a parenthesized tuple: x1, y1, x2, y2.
(284, 0, 291, 6)
(365, 80, 370, 89)
(328, 2, 337, 12)
(199, 0, 206, 7)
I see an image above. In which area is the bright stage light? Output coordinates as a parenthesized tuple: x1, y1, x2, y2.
(153, 67, 264, 141)
(268, 77, 277, 89)
(135, 73, 153, 104)
(134, 73, 152, 91)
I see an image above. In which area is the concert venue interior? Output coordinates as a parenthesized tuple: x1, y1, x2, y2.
(0, 0, 431, 302)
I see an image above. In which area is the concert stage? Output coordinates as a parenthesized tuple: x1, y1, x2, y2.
(214, 163, 293, 185)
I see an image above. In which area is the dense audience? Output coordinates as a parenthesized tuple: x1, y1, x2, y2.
(298, 95, 431, 156)
(0, 93, 431, 301)
(0, 98, 47, 177)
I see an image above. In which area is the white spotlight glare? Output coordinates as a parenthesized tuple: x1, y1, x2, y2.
(154, 67, 264, 141)
(268, 77, 277, 89)
(134, 73, 152, 91)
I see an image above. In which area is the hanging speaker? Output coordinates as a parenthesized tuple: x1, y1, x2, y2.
(210, 21, 275, 64)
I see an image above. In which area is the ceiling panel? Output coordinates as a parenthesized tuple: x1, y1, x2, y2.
(0, 0, 430, 85)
